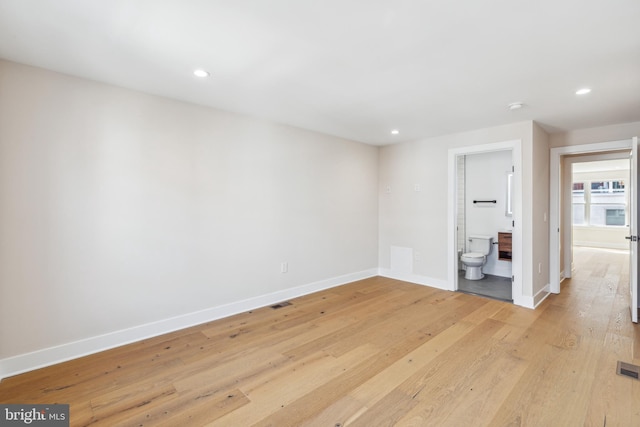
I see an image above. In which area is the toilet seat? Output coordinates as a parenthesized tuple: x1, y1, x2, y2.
(461, 252, 484, 260)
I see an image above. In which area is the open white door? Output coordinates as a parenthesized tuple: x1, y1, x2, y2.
(629, 136, 638, 323)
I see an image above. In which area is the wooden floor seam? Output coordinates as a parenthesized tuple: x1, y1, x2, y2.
(1, 247, 639, 426)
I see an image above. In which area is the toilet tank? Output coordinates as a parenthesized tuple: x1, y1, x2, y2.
(468, 235, 493, 255)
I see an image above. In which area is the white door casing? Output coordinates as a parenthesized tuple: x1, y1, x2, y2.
(629, 136, 638, 323)
(549, 139, 633, 293)
(448, 139, 524, 307)
(549, 137, 638, 323)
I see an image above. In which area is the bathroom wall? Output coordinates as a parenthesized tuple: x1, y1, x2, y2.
(464, 150, 513, 277)
(456, 156, 466, 255)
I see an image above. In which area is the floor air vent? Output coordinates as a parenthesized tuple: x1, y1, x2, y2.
(616, 361, 640, 380)
(271, 301, 292, 309)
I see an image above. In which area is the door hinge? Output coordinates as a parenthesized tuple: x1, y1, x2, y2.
(511, 275, 515, 283)
(512, 220, 515, 227)
(512, 165, 515, 172)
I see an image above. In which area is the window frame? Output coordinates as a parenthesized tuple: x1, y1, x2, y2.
(572, 179, 628, 228)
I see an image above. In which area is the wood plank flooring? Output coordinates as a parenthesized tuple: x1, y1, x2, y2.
(1, 246, 639, 426)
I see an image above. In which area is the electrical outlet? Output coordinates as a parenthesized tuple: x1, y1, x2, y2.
(385, 185, 391, 194)
(414, 184, 421, 192)
(281, 262, 288, 273)
(538, 262, 542, 274)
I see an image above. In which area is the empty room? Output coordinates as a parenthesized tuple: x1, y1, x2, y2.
(1, 1, 639, 426)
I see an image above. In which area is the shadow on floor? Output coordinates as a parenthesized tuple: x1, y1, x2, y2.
(457, 270, 512, 302)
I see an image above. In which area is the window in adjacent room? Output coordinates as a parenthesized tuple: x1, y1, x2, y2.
(572, 179, 627, 227)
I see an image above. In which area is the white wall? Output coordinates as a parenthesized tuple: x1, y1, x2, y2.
(464, 150, 513, 277)
(550, 121, 640, 147)
(378, 121, 539, 301)
(532, 122, 550, 304)
(456, 156, 466, 254)
(573, 226, 629, 249)
(0, 60, 379, 376)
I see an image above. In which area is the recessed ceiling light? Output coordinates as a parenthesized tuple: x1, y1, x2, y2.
(391, 129, 400, 135)
(576, 88, 591, 95)
(508, 102, 524, 111)
(193, 69, 210, 78)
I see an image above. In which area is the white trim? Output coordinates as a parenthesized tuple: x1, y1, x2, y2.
(518, 296, 536, 309)
(533, 284, 552, 308)
(448, 140, 524, 307)
(0, 269, 377, 381)
(519, 283, 550, 309)
(549, 139, 632, 294)
(378, 268, 449, 290)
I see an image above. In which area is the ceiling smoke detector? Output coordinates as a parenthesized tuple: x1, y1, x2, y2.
(508, 102, 524, 111)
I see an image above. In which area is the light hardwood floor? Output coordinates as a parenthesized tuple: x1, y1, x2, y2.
(1, 247, 639, 426)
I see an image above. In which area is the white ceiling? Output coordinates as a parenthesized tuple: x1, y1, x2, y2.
(0, 0, 638, 146)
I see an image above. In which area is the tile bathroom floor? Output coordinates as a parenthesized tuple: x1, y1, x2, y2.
(457, 270, 512, 302)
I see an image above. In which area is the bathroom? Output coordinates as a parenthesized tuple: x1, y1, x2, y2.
(457, 150, 513, 301)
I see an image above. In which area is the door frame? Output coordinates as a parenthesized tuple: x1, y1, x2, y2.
(448, 139, 524, 307)
(549, 139, 633, 293)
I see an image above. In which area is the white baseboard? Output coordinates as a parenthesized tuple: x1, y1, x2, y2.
(379, 268, 550, 312)
(0, 269, 378, 381)
(527, 283, 551, 308)
(377, 268, 450, 291)
(573, 241, 628, 250)
(518, 295, 535, 309)
(515, 284, 549, 310)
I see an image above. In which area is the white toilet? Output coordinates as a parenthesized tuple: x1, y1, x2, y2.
(461, 235, 494, 280)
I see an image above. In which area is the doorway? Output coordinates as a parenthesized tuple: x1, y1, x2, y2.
(456, 150, 513, 302)
(567, 154, 630, 275)
(448, 139, 523, 306)
(549, 138, 639, 323)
